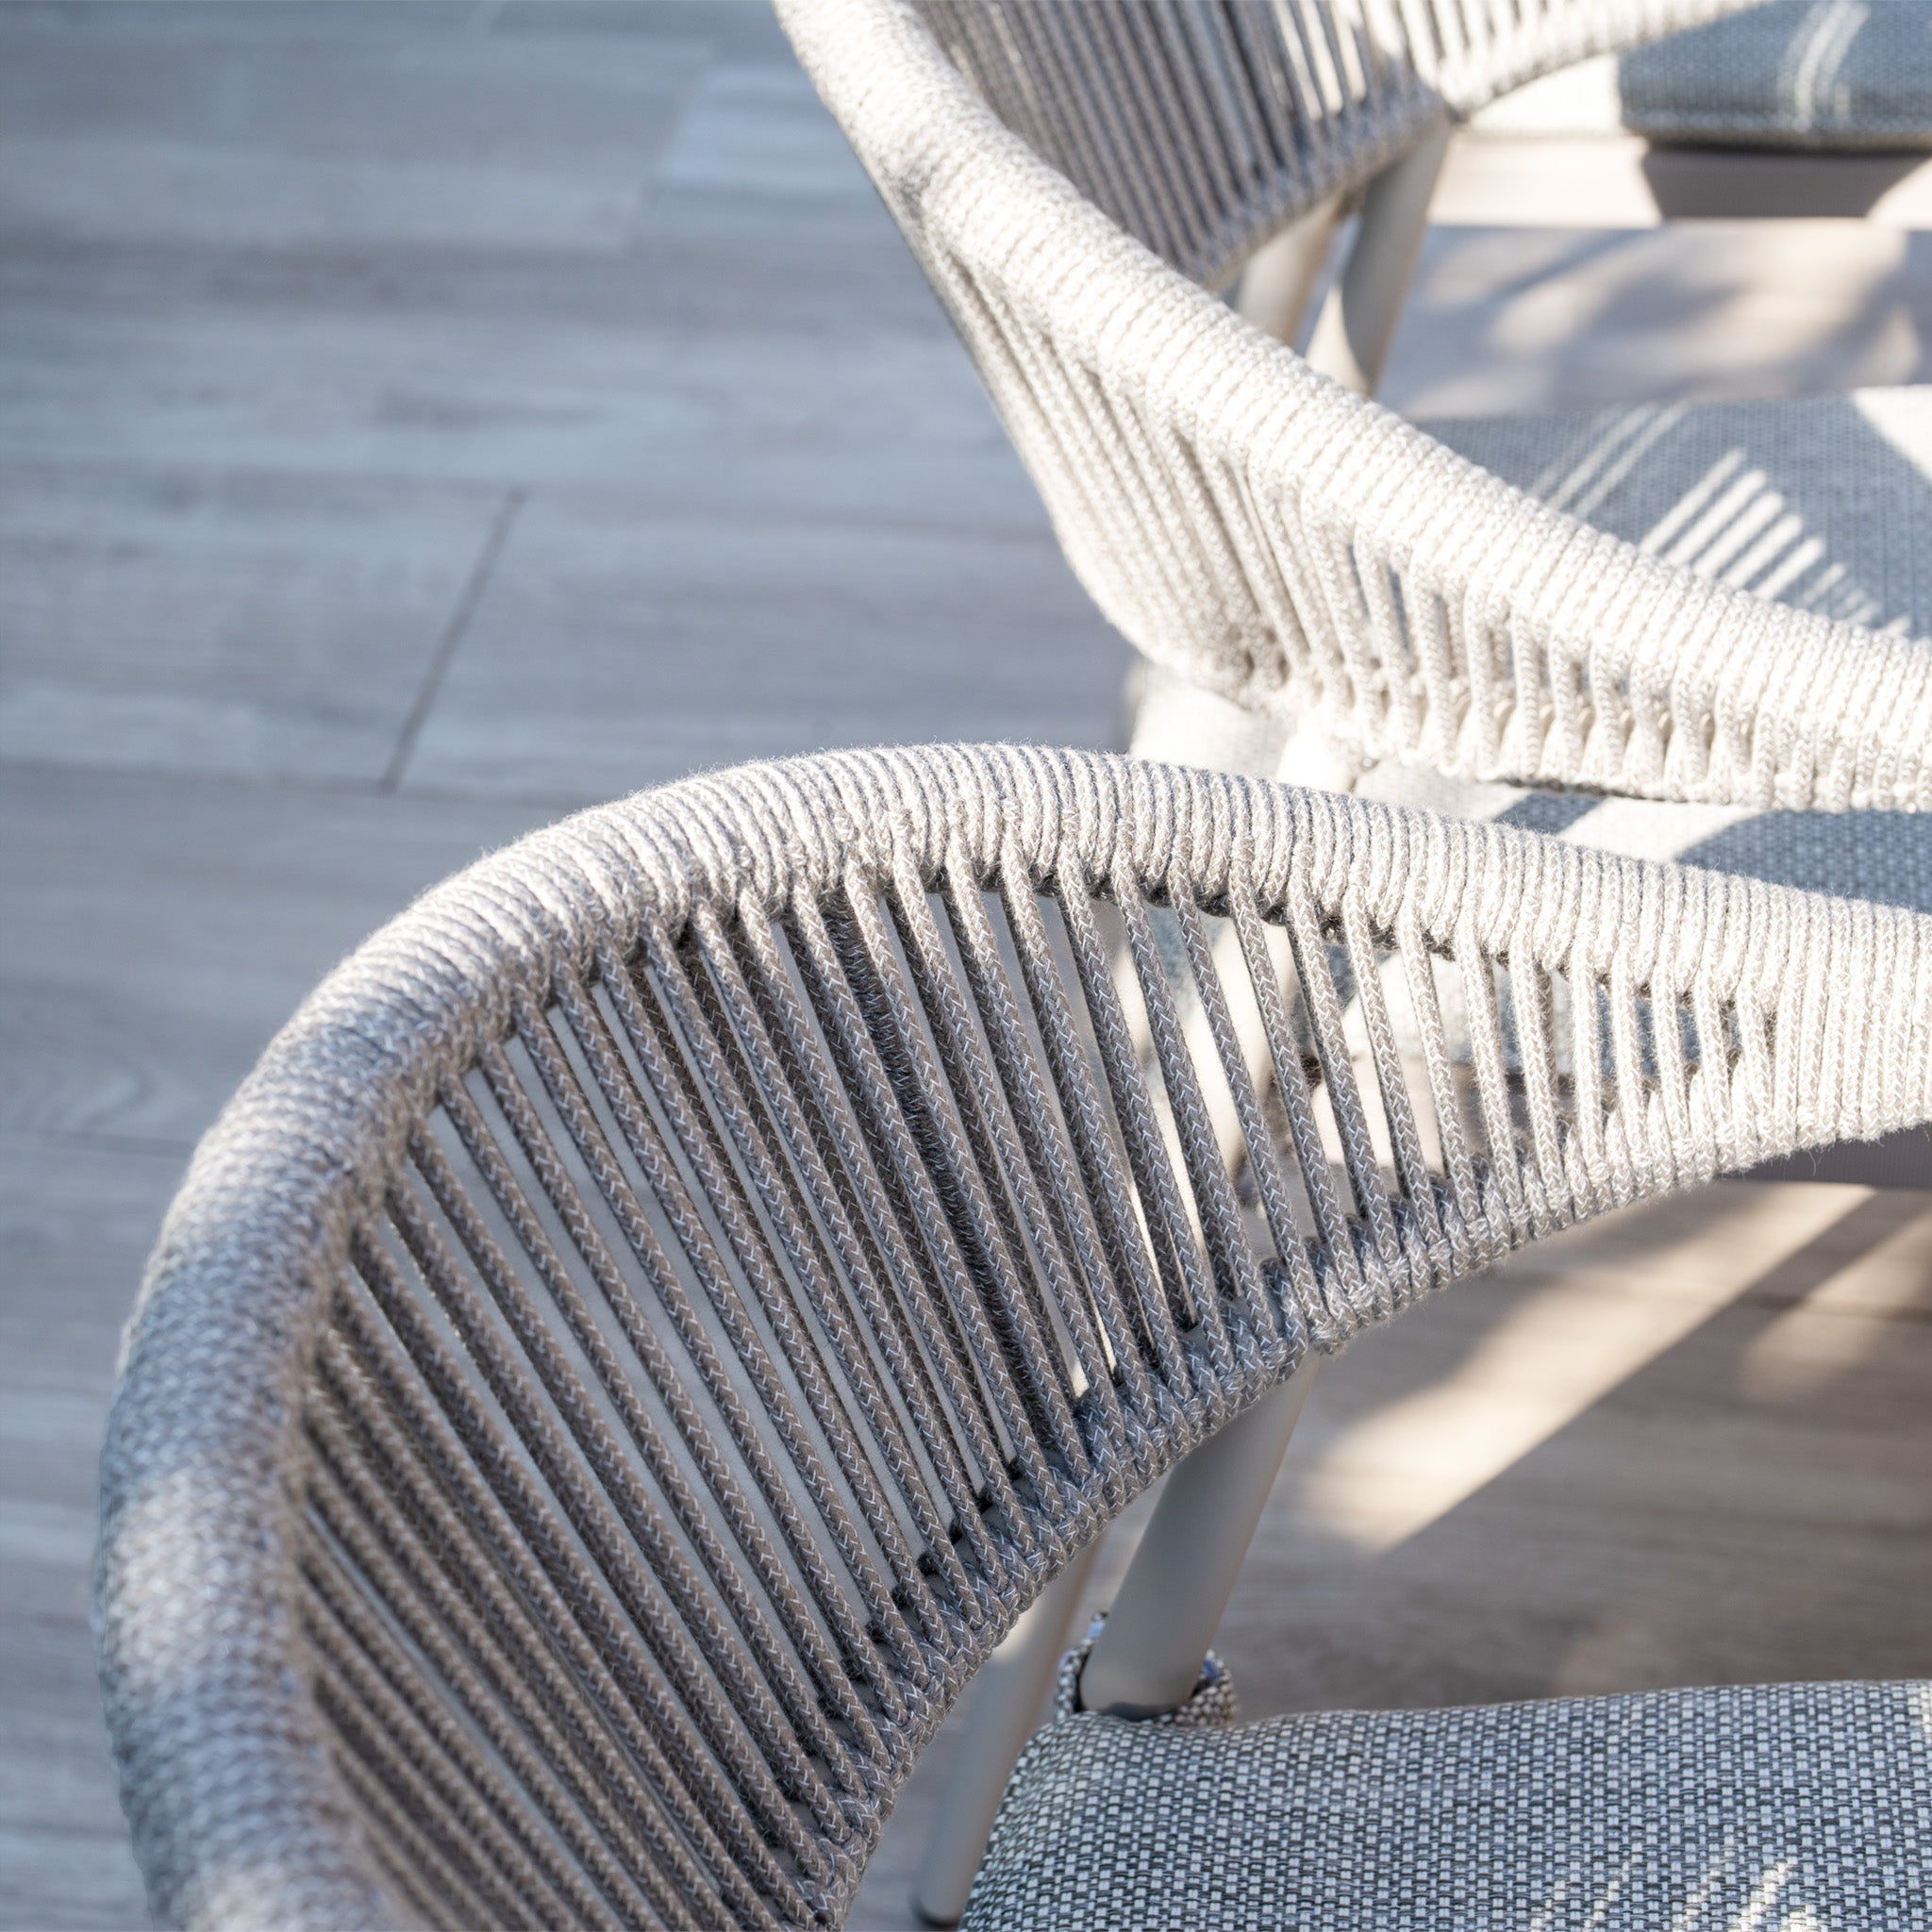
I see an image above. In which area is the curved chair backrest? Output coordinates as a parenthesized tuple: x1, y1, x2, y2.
(780, 0, 1932, 810)
(98, 745, 1932, 1929)
(913, 0, 1743, 291)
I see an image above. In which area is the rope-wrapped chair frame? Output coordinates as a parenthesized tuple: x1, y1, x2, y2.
(779, 0, 1932, 809)
(97, 745, 1932, 1930)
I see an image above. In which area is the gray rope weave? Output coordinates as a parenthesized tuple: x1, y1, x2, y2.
(97, 745, 1932, 1929)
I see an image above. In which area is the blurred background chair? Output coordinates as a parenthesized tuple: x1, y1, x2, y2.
(779, 0, 1932, 1915)
(98, 744, 1932, 1930)
(1482, 0, 1932, 150)
(781, 0, 1932, 804)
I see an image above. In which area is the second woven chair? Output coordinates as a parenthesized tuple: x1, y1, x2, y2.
(782, 0, 1932, 821)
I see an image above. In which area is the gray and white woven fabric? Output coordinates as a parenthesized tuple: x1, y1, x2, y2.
(1133, 387, 1932, 896)
(1475, 0, 1932, 149)
(97, 745, 1932, 1929)
(1355, 389, 1932, 891)
(1307, 390, 1929, 930)
(963, 1641, 1932, 1930)
(784, 0, 1932, 808)
(1424, 389, 1932, 642)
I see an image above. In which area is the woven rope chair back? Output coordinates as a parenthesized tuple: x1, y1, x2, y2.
(98, 746, 1932, 1930)
(782, 0, 1932, 810)
(912, 0, 1742, 288)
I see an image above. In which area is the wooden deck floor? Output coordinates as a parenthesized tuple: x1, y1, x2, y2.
(4, 7, 1931, 1927)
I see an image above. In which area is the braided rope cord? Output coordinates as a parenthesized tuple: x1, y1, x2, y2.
(914, 0, 1754, 291)
(98, 745, 1932, 1929)
(781, 0, 1932, 809)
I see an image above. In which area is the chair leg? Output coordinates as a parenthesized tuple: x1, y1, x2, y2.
(1304, 120, 1450, 394)
(1079, 1363, 1318, 1718)
(1235, 194, 1343, 345)
(911, 1537, 1104, 1927)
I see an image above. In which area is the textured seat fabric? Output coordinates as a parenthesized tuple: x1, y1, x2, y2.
(1378, 391, 1932, 902)
(1421, 390, 1932, 642)
(1143, 385, 1932, 907)
(963, 1655, 1932, 1931)
(1474, 0, 1932, 148)
(1359, 763, 1932, 908)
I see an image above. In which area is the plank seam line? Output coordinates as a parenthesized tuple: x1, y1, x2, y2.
(382, 487, 526, 794)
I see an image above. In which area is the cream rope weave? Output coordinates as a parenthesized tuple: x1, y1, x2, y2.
(781, 0, 1932, 808)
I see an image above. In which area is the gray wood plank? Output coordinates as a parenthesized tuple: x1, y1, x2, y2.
(491, 1, 800, 64)
(0, 765, 553, 1146)
(0, 241, 1030, 526)
(399, 491, 1134, 803)
(1, 2, 475, 35)
(650, 60, 879, 210)
(0, 1826, 146, 1932)
(0, 1133, 177, 1932)
(5, 0, 794, 58)
(0, 23, 708, 252)
(0, 461, 508, 784)
(2, 1618, 132, 1835)
(1217, 1181, 1932, 1713)
(0, 27, 1030, 528)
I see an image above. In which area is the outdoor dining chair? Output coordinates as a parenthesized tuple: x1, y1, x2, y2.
(775, 0, 1932, 1912)
(98, 744, 1932, 1930)
(778, 0, 1932, 819)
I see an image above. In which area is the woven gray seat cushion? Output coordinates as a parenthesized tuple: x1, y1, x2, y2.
(1388, 387, 1932, 908)
(1422, 388, 1932, 644)
(1355, 766, 1932, 912)
(962, 1665, 1932, 1930)
(1472, 0, 1932, 149)
(1143, 388, 1932, 908)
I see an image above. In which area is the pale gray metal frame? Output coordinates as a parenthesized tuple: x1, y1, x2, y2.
(908, 1540, 1100, 1922)
(1077, 1369, 1317, 1721)
(1297, 124, 1452, 393)
(914, 1360, 1317, 1922)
